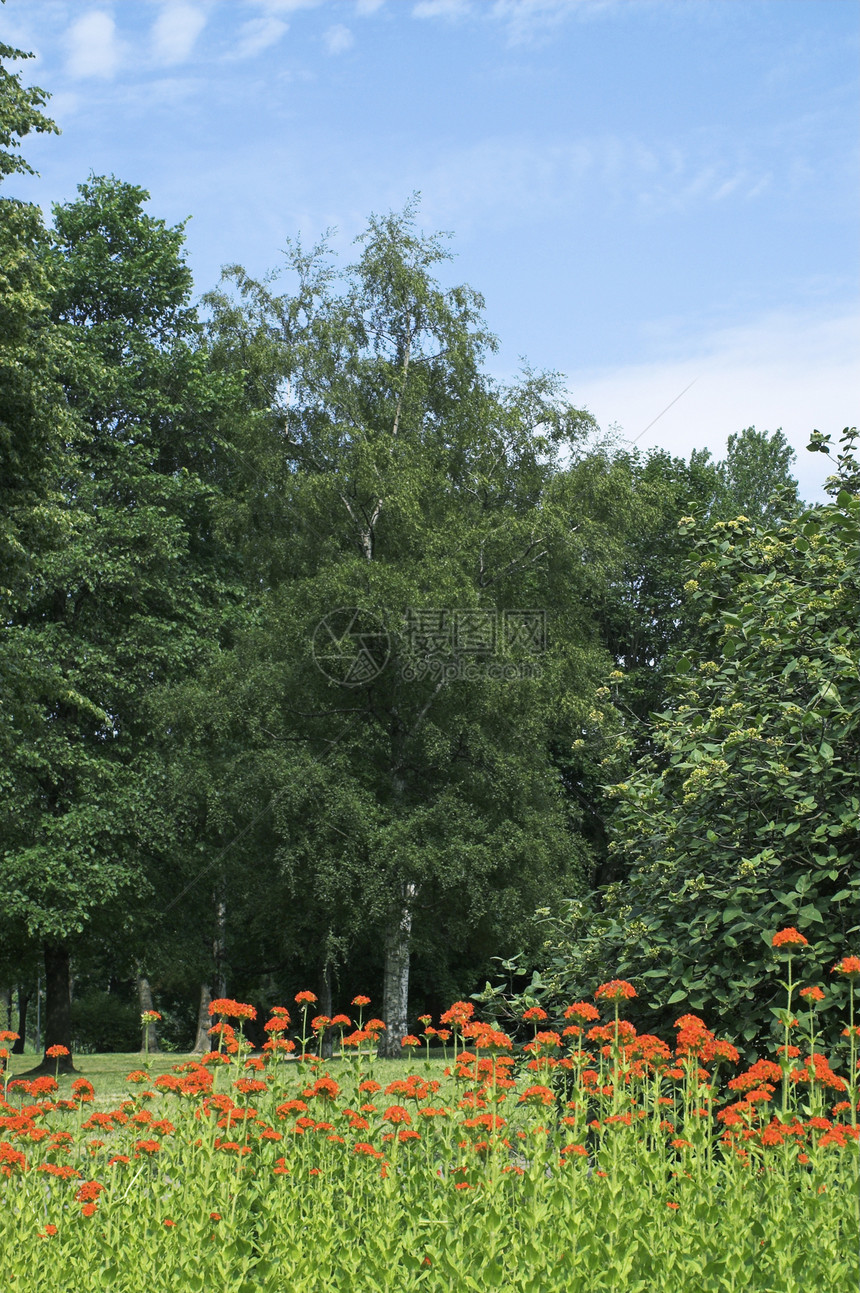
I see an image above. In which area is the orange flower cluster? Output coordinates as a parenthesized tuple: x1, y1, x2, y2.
(594, 980, 637, 1001)
(1, 952, 857, 1251)
(772, 928, 809, 948)
(208, 999, 256, 1021)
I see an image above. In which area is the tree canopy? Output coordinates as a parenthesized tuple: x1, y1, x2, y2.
(1, 38, 855, 1064)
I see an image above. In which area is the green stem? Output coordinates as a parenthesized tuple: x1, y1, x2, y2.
(781, 953, 794, 1120)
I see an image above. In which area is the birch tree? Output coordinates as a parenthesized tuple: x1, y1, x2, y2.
(204, 204, 613, 1051)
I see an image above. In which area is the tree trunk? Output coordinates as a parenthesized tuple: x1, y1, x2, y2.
(378, 882, 416, 1058)
(137, 975, 161, 1053)
(318, 959, 333, 1060)
(13, 987, 29, 1053)
(0, 988, 10, 1073)
(192, 983, 213, 1054)
(42, 943, 76, 1072)
(214, 889, 227, 999)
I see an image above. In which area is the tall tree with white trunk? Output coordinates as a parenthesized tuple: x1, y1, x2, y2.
(203, 203, 618, 1050)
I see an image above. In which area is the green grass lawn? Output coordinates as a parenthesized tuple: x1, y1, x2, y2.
(4, 1049, 450, 1102)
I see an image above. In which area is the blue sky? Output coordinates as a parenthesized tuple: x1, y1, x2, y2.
(2, 0, 857, 500)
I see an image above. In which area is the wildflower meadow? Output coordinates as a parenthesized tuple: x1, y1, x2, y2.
(1, 934, 858, 1292)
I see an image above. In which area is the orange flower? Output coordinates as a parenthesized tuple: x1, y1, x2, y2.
(45, 1045, 70, 1058)
(772, 928, 808, 948)
(799, 986, 825, 1002)
(295, 991, 317, 1005)
(341, 1029, 371, 1048)
(264, 1018, 289, 1034)
(209, 999, 256, 1021)
(523, 1006, 548, 1022)
(565, 1001, 600, 1022)
(832, 956, 860, 979)
(595, 980, 637, 1001)
(351, 995, 371, 1006)
(674, 1014, 707, 1032)
(440, 1001, 475, 1026)
(302, 1077, 340, 1103)
(354, 1142, 383, 1158)
(263, 1038, 296, 1055)
(517, 1085, 554, 1106)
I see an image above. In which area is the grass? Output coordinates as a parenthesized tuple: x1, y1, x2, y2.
(5, 1049, 448, 1102)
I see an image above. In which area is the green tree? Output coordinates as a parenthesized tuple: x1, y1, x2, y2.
(713, 425, 801, 526)
(0, 35, 62, 635)
(1, 175, 239, 1065)
(200, 205, 614, 1050)
(591, 431, 801, 739)
(0, 36, 68, 1052)
(536, 434, 859, 1051)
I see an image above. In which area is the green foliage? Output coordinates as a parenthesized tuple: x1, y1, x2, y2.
(0, 38, 64, 596)
(713, 426, 801, 527)
(536, 438, 859, 1050)
(1, 175, 241, 973)
(177, 204, 618, 1006)
(589, 430, 801, 742)
(0, 23, 850, 1055)
(71, 990, 140, 1054)
(0, 31, 57, 182)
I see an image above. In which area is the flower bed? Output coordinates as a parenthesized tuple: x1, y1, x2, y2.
(1, 940, 858, 1291)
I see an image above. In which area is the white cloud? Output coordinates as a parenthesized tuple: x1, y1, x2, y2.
(402, 133, 792, 237)
(41, 89, 81, 122)
(323, 23, 354, 55)
(413, 0, 471, 18)
(249, 0, 324, 11)
(491, 0, 613, 27)
(355, 0, 385, 14)
(570, 310, 860, 503)
(410, 0, 620, 37)
(65, 10, 121, 79)
(231, 16, 289, 58)
(152, 4, 207, 66)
